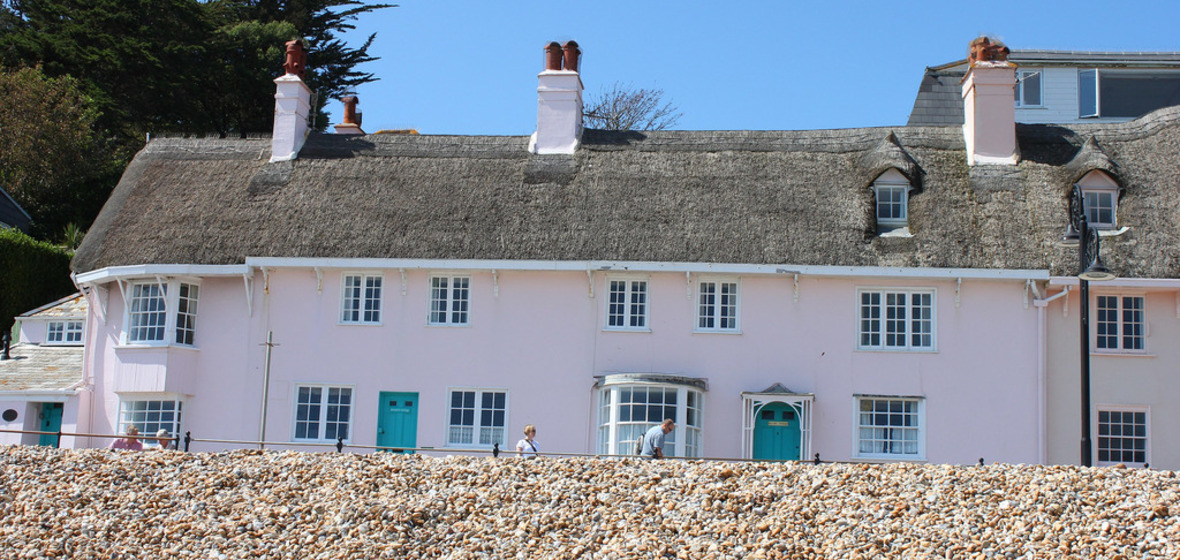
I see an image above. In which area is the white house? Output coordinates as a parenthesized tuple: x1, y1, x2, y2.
(61, 38, 1180, 467)
(908, 46, 1180, 126)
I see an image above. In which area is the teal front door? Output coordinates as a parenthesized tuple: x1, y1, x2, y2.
(39, 403, 63, 447)
(377, 392, 418, 453)
(753, 402, 801, 461)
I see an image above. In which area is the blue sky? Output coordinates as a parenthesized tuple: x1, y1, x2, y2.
(335, 1, 1180, 135)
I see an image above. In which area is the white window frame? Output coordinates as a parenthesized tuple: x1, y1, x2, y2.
(429, 274, 471, 326)
(695, 278, 740, 333)
(1077, 171, 1119, 230)
(1094, 293, 1146, 353)
(121, 278, 201, 347)
(873, 169, 911, 234)
(857, 288, 936, 351)
(596, 383, 704, 458)
(116, 396, 184, 444)
(1015, 68, 1042, 108)
(446, 388, 507, 448)
(340, 272, 384, 325)
(605, 276, 650, 331)
(45, 320, 84, 346)
(174, 283, 198, 345)
(854, 396, 924, 461)
(292, 384, 354, 443)
(1096, 405, 1149, 467)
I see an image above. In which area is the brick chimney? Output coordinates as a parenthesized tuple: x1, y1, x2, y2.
(334, 95, 365, 135)
(271, 40, 313, 162)
(962, 37, 1018, 165)
(529, 40, 583, 155)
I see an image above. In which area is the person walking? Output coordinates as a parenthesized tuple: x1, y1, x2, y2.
(640, 419, 675, 459)
(516, 424, 540, 458)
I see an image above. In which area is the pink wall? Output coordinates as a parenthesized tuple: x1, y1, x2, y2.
(82, 267, 1042, 464)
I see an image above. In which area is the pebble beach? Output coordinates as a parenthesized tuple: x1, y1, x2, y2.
(1, 446, 1175, 559)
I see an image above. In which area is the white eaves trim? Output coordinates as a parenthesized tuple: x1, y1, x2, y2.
(246, 257, 1048, 281)
(74, 259, 1051, 284)
(1049, 276, 1180, 289)
(0, 390, 77, 402)
(75, 264, 252, 285)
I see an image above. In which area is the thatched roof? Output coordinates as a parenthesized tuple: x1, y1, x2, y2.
(73, 107, 1180, 278)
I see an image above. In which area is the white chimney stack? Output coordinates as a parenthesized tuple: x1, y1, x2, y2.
(529, 40, 583, 155)
(962, 37, 1018, 166)
(271, 40, 312, 162)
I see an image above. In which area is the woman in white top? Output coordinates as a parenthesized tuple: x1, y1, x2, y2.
(516, 424, 539, 458)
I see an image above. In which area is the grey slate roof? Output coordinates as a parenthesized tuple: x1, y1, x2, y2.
(0, 344, 83, 393)
(0, 185, 32, 233)
(907, 50, 1180, 127)
(72, 107, 1180, 279)
(19, 293, 87, 319)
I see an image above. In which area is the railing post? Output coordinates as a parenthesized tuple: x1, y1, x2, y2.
(184, 431, 192, 452)
(336, 436, 344, 453)
(493, 442, 500, 458)
(978, 457, 984, 466)
(813, 453, 821, 465)
(55, 429, 63, 449)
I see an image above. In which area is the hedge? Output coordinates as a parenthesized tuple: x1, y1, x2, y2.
(0, 227, 75, 333)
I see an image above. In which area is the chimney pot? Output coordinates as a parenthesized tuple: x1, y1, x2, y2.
(284, 40, 307, 79)
(562, 41, 580, 72)
(333, 95, 365, 135)
(341, 95, 359, 125)
(967, 36, 1009, 66)
(545, 42, 563, 71)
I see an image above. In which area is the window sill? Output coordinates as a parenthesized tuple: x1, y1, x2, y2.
(1092, 351, 1154, 358)
(603, 327, 652, 333)
(856, 347, 937, 354)
(115, 343, 199, 352)
(339, 321, 383, 327)
(427, 323, 471, 328)
(1096, 226, 1131, 237)
(878, 227, 912, 238)
(41, 343, 84, 348)
(693, 329, 742, 335)
(852, 456, 927, 464)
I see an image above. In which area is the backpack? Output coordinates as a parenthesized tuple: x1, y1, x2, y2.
(633, 433, 644, 456)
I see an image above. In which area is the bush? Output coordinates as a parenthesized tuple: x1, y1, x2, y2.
(0, 227, 75, 333)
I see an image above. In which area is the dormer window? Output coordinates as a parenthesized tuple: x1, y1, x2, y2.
(1015, 69, 1042, 107)
(873, 169, 911, 235)
(1077, 170, 1119, 229)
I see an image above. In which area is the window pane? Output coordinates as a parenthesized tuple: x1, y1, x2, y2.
(1079, 69, 1098, 118)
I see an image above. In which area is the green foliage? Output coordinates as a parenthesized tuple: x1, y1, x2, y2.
(0, 66, 120, 238)
(0, 227, 75, 333)
(1, 0, 393, 138)
(59, 222, 85, 251)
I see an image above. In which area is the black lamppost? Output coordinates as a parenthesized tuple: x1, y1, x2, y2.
(1062, 184, 1116, 466)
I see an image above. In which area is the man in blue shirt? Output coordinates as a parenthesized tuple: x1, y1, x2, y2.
(640, 418, 675, 459)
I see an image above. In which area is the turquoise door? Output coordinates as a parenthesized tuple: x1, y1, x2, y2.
(377, 392, 418, 453)
(753, 402, 801, 461)
(39, 403, 63, 447)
